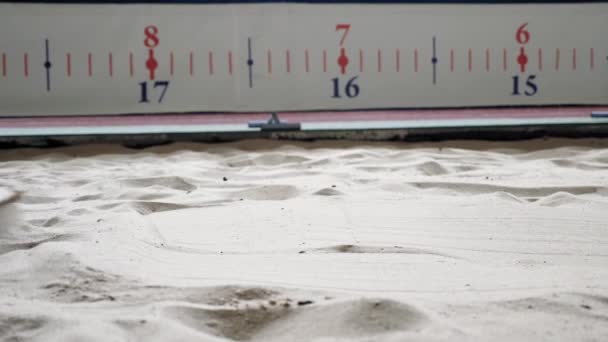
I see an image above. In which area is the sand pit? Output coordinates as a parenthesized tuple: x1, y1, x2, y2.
(1, 139, 607, 341)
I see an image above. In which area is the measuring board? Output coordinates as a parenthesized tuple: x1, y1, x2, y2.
(0, 1, 606, 117)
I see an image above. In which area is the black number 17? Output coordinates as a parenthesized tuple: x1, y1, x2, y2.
(139, 81, 170, 103)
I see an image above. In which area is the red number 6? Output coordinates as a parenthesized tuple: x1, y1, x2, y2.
(515, 23, 530, 45)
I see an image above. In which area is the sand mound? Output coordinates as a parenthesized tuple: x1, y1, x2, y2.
(1, 139, 608, 341)
(229, 185, 300, 201)
(163, 297, 431, 342)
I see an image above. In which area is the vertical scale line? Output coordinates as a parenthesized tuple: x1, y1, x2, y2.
(247, 38, 253, 88)
(359, 49, 363, 72)
(555, 48, 560, 71)
(503, 48, 507, 72)
(572, 48, 576, 70)
(66, 53, 71, 77)
(267, 50, 272, 74)
(323, 49, 327, 73)
(129, 52, 134, 78)
(24, 53, 29, 78)
(538, 48, 542, 71)
(396, 49, 400, 72)
(44, 39, 51, 91)
(377, 49, 382, 72)
(228, 51, 233, 75)
(431, 36, 438, 84)
(286, 49, 291, 73)
(108, 52, 113, 77)
(590, 48, 594, 70)
(450, 49, 454, 72)
(485, 48, 490, 72)
(170, 52, 174, 77)
(209, 51, 214, 75)
(414, 49, 418, 72)
(468, 48, 472, 72)
(189, 51, 194, 76)
(2, 53, 6, 77)
(88, 53, 92, 77)
(305, 49, 310, 73)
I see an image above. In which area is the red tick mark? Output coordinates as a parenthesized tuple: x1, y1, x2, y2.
(359, 49, 363, 72)
(337, 48, 348, 74)
(516, 47, 528, 73)
(109, 53, 113, 77)
(267, 50, 272, 74)
(450, 49, 454, 72)
(189, 51, 194, 76)
(66, 53, 71, 77)
(228, 51, 233, 75)
(145, 49, 158, 80)
(209, 51, 214, 75)
(396, 49, 400, 72)
(24, 53, 29, 78)
(485, 48, 490, 72)
(88, 53, 92, 77)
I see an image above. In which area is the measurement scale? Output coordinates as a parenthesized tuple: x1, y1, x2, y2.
(0, 1, 606, 118)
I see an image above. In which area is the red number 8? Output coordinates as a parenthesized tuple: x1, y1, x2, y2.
(144, 25, 160, 48)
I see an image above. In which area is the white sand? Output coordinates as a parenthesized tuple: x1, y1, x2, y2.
(1, 139, 607, 341)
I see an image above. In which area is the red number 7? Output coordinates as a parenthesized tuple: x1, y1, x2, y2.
(336, 24, 351, 46)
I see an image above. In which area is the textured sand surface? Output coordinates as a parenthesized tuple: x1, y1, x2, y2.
(1, 139, 608, 341)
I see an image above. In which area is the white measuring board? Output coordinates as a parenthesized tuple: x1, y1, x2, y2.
(0, 2, 606, 116)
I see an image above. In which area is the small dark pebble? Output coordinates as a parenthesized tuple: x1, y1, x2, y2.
(223, 177, 228, 181)
(331, 185, 336, 188)
(282, 302, 291, 308)
(298, 251, 306, 254)
(97, 219, 103, 223)
(581, 304, 592, 310)
(297, 300, 314, 306)
(527, 305, 534, 309)
(140, 320, 147, 324)
(268, 300, 277, 306)
(107, 295, 116, 301)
